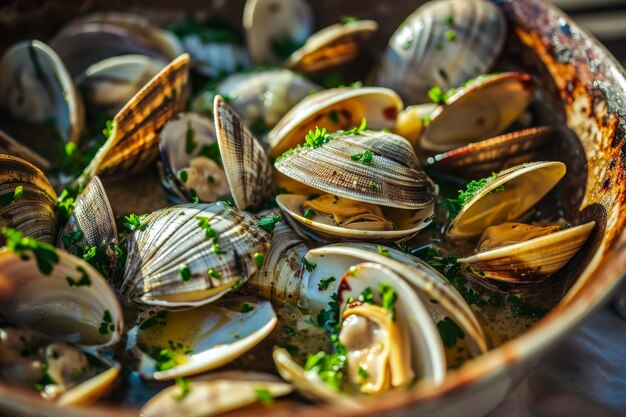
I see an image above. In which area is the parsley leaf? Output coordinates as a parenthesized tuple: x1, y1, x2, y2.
(342, 118, 367, 135)
(257, 214, 282, 233)
(318, 276, 336, 291)
(254, 388, 274, 405)
(350, 149, 374, 164)
(179, 265, 192, 282)
(123, 213, 148, 232)
(444, 173, 501, 218)
(173, 378, 190, 401)
(0, 185, 23, 207)
(302, 256, 317, 272)
(3, 228, 59, 275)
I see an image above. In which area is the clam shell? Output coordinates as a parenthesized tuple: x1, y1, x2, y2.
(191, 69, 321, 131)
(447, 161, 566, 239)
(243, 0, 313, 66)
(142, 371, 293, 417)
(395, 103, 438, 150)
(158, 112, 225, 203)
(460, 221, 596, 284)
(267, 87, 403, 158)
(0, 129, 50, 170)
(214, 95, 274, 211)
(274, 131, 434, 209)
(418, 72, 534, 153)
(50, 12, 183, 77)
(132, 297, 277, 380)
(0, 248, 123, 347)
(0, 40, 84, 144)
(375, 0, 507, 104)
(76, 54, 166, 117)
(276, 194, 433, 243)
(57, 176, 118, 274)
(0, 154, 57, 246)
(120, 203, 272, 308)
(79, 54, 190, 183)
(426, 126, 555, 179)
(285, 20, 378, 74)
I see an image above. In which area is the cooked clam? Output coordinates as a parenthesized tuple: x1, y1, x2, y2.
(0, 155, 57, 246)
(79, 54, 190, 183)
(120, 202, 272, 308)
(395, 103, 438, 149)
(142, 371, 293, 417)
(131, 297, 276, 380)
(267, 87, 403, 158)
(285, 20, 378, 74)
(376, 0, 507, 104)
(274, 130, 435, 242)
(0, 40, 84, 144)
(0, 327, 120, 406)
(418, 72, 534, 153)
(243, 0, 313, 66)
(0, 246, 123, 347)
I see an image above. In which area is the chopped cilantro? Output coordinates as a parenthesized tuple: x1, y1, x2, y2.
(305, 126, 332, 148)
(61, 230, 83, 249)
(102, 119, 115, 139)
(212, 243, 226, 255)
(341, 16, 360, 24)
(303, 208, 314, 219)
(445, 29, 457, 41)
(179, 170, 189, 183)
(34, 363, 57, 391)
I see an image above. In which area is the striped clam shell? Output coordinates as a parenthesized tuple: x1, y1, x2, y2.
(267, 87, 403, 158)
(426, 126, 555, 180)
(0, 154, 57, 246)
(57, 176, 119, 275)
(79, 54, 190, 183)
(285, 20, 378, 74)
(460, 221, 596, 285)
(375, 0, 506, 104)
(214, 95, 274, 211)
(0, 40, 84, 144)
(120, 203, 272, 308)
(274, 130, 434, 209)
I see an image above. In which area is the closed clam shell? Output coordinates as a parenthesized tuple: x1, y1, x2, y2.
(447, 161, 566, 239)
(274, 131, 434, 209)
(76, 54, 166, 117)
(0, 40, 84, 144)
(419, 72, 534, 153)
(0, 155, 57, 246)
(459, 221, 596, 284)
(132, 297, 277, 380)
(243, 0, 313, 66)
(214, 95, 274, 211)
(50, 12, 183, 77)
(267, 87, 403, 158)
(142, 371, 293, 417)
(57, 176, 119, 274)
(375, 0, 506, 104)
(191, 69, 321, 132)
(0, 248, 123, 348)
(285, 20, 378, 74)
(120, 203, 272, 308)
(0, 129, 50, 170)
(426, 126, 554, 179)
(79, 54, 190, 183)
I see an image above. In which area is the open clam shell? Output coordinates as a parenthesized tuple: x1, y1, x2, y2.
(0, 129, 50, 170)
(426, 126, 555, 180)
(191, 69, 321, 133)
(142, 371, 293, 417)
(158, 112, 229, 204)
(120, 203, 272, 308)
(0, 155, 57, 246)
(285, 20, 378, 74)
(459, 221, 596, 284)
(0, 248, 123, 347)
(243, 0, 313, 66)
(447, 161, 566, 239)
(76, 54, 166, 117)
(50, 12, 183, 77)
(79, 54, 190, 183)
(57, 176, 119, 275)
(418, 73, 534, 153)
(0, 40, 84, 144)
(214, 95, 275, 211)
(375, 0, 507, 104)
(132, 297, 277, 380)
(395, 103, 438, 149)
(267, 87, 403, 158)
(0, 327, 120, 406)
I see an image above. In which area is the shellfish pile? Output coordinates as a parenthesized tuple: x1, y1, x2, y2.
(0, 0, 594, 414)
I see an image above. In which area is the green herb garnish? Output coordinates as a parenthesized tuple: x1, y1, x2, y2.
(98, 310, 115, 335)
(185, 121, 197, 154)
(123, 213, 148, 232)
(241, 303, 255, 313)
(358, 366, 369, 380)
(179, 265, 192, 282)
(378, 245, 390, 257)
(302, 256, 317, 272)
(66, 266, 92, 287)
(436, 317, 465, 349)
(257, 214, 282, 233)
(208, 268, 221, 279)
(350, 149, 374, 164)
(379, 284, 398, 321)
(0, 185, 23, 207)
(304, 350, 346, 391)
(342, 118, 367, 136)
(318, 276, 336, 291)
(254, 252, 264, 269)
(444, 173, 501, 218)
(254, 388, 274, 405)
(3, 228, 59, 275)
(359, 287, 375, 304)
(173, 378, 190, 401)
(196, 216, 218, 241)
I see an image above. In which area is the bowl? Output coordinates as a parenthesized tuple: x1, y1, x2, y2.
(1, 0, 625, 416)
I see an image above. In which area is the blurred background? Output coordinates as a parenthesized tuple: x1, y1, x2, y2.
(552, 0, 626, 65)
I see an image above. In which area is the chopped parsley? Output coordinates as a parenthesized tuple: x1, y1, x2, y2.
(369, 181, 378, 190)
(359, 287, 375, 304)
(428, 86, 446, 104)
(444, 173, 502, 218)
(34, 363, 57, 391)
(179, 170, 189, 183)
(0, 185, 23, 207)
(123, 213, 148, 232)
(3, 228, 59, 275)
(318, 276, 336, 291)
(212, 243, 226, 255)
(341, 16, 360, 24)
(436, 317, 465, 349)
(150, 348, 177, 372)
(445, 29, 457, 41)
(358, 366, 369, 380)
(241, 303, 255, 313)
(173, 378, 190, 401)
(254, 252, 264, 269)
(208, 268, 221, 279)
(377, 245, 390, 257)
(139, 310, 168, 330)
(379, 284, 398, 321)
(61, 230, 83, 249)
(304, 350, 346, 391)
(185, 121, 197, 154)
(305, 126, 332, 148)
(179, 265, 192, 282)
(254, 388, 274, 405)
(350, 149, 374, 164)
(303, 208, 314, 219)
(302, 256, 317, 272)
(196, 216, 218, 241)
(98, 310, 115, 335)
(342, 118, 367, 136)
(257, 214, 282, 233)
(198, 143, 222, 166)
(66, 266, 92, 287)
(102, 119, 115, 139)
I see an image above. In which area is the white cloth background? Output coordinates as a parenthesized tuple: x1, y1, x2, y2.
(489, 304, 626, 417)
